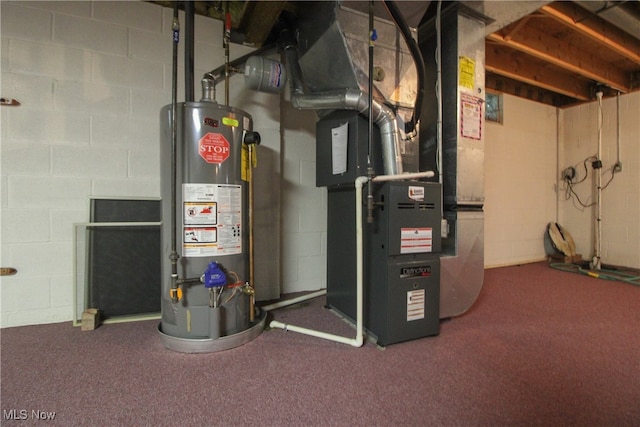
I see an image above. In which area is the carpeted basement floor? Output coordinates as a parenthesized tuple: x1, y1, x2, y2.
(1, 262, 639, 426)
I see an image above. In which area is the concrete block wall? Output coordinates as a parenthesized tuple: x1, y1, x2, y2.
(484, 94, 559, 267)
(0, 1, 286, 327)
(3, 2, 636, 328)
(559, 92, 640, 269)
(484, 91, 639, 270)
(280, 102, 327, 293)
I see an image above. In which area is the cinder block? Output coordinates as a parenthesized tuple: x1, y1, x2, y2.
(93, 1, 161, 32)
(0, 73, 54, 110)
(1, 144, 51, 176)
(1, 176, 8, 208)
(54, 81, 130, 115)
(50, 210, 87, 242)
(0, 3, 52, 41)
(10, 242, 73, 277)
(297, 255, 326, 279)
(92, 53, 163, 90)
(91, 116, 155, 147)
(7, 108, 90, 144)
(131, 88, 169, 119)
(27, 1, 91, 17)
(0, 277, 51, 311)
(91, 178, 160, 198)
(49, 275, 73, 308)
(8, 176, 90, 209)
(81, 308, 100, 331)
(289, 232, 323, 257)
(1, 208, 50, 243)
(194, 13, 222, 41)
(52, 146, 127, 178)
(9, 39, 88, 80)
(129, 29, 169, 63)
(129, 150, 160, 178)
(54, 13, 127, 55)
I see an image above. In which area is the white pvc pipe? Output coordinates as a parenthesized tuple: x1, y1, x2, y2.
(269, 320, 360, 346)
(261, 290, 326, 312)
(269, 176, 368, 347)
(268, 171, 436, 347)
(594, 92, 603, 270)
(372, 171, 435, 182)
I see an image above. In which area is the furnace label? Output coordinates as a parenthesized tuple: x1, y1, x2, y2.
(407, 289, 425, 321)
(183, 183, 242, 257)
(460, 93, 483, 141)
(408, 186, 424, 201)
(400, 227, 433, 253)
(459, 56, 475, 90)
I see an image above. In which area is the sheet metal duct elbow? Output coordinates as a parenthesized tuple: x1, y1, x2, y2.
(283, 41, 403, 174)
(289, 88, 403, 175)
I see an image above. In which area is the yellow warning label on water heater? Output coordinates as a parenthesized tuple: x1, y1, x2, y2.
(222, 117, 239, 127)
(241, 144, 249, 182)
(241, 144, 258, 182)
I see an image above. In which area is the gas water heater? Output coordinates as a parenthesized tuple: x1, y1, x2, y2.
(157, 96, 265, 353)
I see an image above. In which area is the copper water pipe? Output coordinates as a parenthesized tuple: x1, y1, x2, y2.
(248, 144, 255, 322)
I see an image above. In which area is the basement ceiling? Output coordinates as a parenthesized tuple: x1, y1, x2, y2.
(151, 1, 640, 108)
(485, 1, 640, 107)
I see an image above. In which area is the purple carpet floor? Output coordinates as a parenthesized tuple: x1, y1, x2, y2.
(1, 262, 639, 426)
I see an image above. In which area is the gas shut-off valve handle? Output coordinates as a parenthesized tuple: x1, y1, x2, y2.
(204, 262, 227, 288)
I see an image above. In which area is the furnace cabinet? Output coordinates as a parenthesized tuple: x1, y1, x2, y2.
(326, 181, 442, 347)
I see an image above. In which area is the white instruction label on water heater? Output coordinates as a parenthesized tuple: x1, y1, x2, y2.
(182, 183, 242, 257)
(407, 289, 425, 321)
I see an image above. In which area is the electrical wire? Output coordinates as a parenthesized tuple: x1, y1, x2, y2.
(564, 180, 596, 208)
(563, 155, 597, 208)
(561, 153, 618, 207)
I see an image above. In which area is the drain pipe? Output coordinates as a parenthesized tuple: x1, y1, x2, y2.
(269, 176, 368, 347)
(261, 290, 327, 312)
(593, 91, 603, 270)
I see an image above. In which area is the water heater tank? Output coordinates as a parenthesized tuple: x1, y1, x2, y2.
(158, 100, 265, 352)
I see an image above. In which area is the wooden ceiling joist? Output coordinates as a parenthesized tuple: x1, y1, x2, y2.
(236, 1, 286, 47)
(540, 2, 640, 65)
(487, 24, 631, 93)
(486, 73, 575, 107)
(486, 44, 592, 101)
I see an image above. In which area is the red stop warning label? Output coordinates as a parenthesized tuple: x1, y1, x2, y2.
(199, 133, 230, 164)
